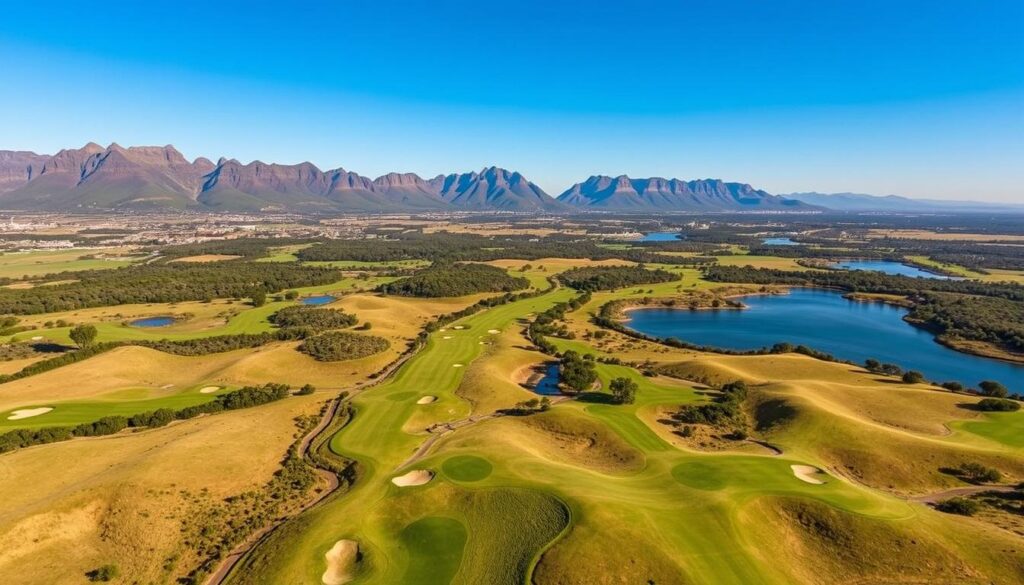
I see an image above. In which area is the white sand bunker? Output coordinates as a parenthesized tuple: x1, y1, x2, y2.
(30, 336, 43, 341)
(416, 396, 437, 404)
(322, 539, 360, 585)
(452, 363, 463, 368)
(392, 470, 434, 487)
(7, 407, 53, 420)
(442, 336, 453, 339)
(452, 325, 465, 330)
(487, 329, 500, 334)
(199, 386, 220, 394)
(791, 464, 827, 485)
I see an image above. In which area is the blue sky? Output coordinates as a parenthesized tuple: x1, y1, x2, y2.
(1, 0, 1022, 201)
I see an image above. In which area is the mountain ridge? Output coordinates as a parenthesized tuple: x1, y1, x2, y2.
(0, 143, 833, 213)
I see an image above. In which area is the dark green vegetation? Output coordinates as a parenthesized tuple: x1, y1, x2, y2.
(299, 331, 390, 361)
(977, 398, 1020, 412)
(379, 263, 529, 297)
(558, 265, 678, 291)
(0, 383, 292, 453)
(935, 497, 981, 516)
(271, 306, 357, 330)
(0, 262, 340, 314)
(668, 380, 748, 429)
(158, 237, 311, 260)
(704, 265, 1024, 355)
(558, 350, 597, 392)
(296, 231, 713, 266)
(609, 377, 637, 405)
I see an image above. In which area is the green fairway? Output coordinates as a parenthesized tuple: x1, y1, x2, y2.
(954, 411, 1024, 448)
(0, 385, 222, 430)
(0, 248, 143, 279)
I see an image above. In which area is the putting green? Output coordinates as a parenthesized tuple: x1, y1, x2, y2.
(397, 516, 467, 585)
(441, 455, 493, 482)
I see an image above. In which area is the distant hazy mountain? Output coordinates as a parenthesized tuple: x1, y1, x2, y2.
(782, 192, 1024, 213)
(558, 175, 812, 211)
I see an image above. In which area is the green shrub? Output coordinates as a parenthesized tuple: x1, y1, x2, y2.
(300, 332, 390, 361)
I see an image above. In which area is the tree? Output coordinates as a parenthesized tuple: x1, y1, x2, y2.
(902, 370, 925, 384)
(251, 288, 267, 307)
(979, 380, 1008, 398)
(69, 324, 98, 348)
(284, 290, 299, 300)
(864, 358, 881, 372)
(976, 398, 1021, 412)
(941, 381, 964, 392)
(610, 377, 638, 405)
(296, 384, 315, 396)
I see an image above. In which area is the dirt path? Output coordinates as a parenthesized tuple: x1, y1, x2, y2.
(910, 485, 1017, 504)
(205, 350, 418, 585)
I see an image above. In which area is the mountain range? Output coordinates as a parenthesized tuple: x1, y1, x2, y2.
(16, 143, 998, 214)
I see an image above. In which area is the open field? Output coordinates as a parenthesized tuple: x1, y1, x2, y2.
(0, 248, 143, 279)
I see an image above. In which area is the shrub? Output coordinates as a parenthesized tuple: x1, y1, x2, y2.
(300, 332, 390, 361)
(86, 564, 120, 582)
(902, 370, 925, 384)
(271, 306, 357, 330)
(935, 497, 980, 516)
(976, 397, 1021, 412)
(297, 384, 316, 396)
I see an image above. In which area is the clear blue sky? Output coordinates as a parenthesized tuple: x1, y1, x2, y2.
(1, 0, 1022, 201)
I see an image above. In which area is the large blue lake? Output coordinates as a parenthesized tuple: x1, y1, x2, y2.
(626, 288, 1022, 392)
(834, 260, 953, 279)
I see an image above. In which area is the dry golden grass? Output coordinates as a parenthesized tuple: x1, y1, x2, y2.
(0, 395, 321, 584)
(867, 229, 1024, 242)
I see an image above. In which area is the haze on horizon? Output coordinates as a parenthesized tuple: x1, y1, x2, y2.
(1, 0, 1021, 203)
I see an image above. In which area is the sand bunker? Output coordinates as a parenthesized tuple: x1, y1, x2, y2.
(453, 325, 465, 330)
(392, 470, 434, 487)
(791, 464, 826, 485)
(442, 335, 453, 339)
(30, 336, 43, 341)
(452, 363, 463, 368)
(487, 329, 500, 334)
(416, 396, 437, 404)
(199, 386, 220, 394)
(7, 407, 53, 420)
(322, 539, 360, 585)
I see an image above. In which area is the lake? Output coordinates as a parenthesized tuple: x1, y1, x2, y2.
(626, 288, 1023, 392)
(762, 237, 798, 246)
(834, 260, 953, 279)
(641, 232, 682, 242)
(130, 316, 175, 328)
(301, 295, 337, 305)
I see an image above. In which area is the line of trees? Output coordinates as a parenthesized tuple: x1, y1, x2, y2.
(379, 263, 529, 297)
(0, 262, 342, 314)
(558, 266, 678, 292)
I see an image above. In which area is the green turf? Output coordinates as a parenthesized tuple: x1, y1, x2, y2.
(397, 516, 467, 585)
(954, 411, 1024, 448)
(441, 455, 493, 482)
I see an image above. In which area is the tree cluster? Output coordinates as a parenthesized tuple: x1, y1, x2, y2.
(558, 266, 677, 292)
(299, 331, 390, 361)
(379, 263, 529, 297)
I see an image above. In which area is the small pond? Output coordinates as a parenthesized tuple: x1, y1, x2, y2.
(301, 295, 337, 306)
(130, 316, 176, 328)
(641, 232, 682, 242)
(532, 363, 562, 396)
(762, 237, 798, 246)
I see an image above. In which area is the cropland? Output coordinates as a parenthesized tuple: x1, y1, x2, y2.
(0, 214, 1022, 585)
